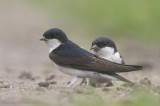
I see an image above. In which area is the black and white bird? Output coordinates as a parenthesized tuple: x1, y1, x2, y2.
(40, 28, 143, 87)
(80, 37, 126, 85)
(91, 37, 124, 64)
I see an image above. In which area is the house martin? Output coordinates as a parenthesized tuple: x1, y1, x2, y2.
(80, 37, 129, 86)
(40, 28, 143, 87)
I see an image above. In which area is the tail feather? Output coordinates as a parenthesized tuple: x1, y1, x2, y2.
(100, 73, 132, 83)
(113, 64, 143, 73)
(131, 65, 143, 70)
(112, 73, 132, 83)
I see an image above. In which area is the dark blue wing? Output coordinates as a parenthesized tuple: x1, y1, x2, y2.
(53, 40, 94, 57)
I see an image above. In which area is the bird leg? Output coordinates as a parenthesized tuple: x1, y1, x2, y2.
(80, 78, 91, 86)
(86, 78, 90, 86)
(80, 78, 86, 85)
(67, 76, 78, 87)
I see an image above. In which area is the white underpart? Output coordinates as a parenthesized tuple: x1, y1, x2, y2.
(53, 63, 118, 80)
(93, 47, 122, 64)
(45, 39, 62, 53)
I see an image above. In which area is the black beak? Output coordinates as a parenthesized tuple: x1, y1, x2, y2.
(90, 46, 94, 50)
(90, 45, 99, 51)
(40, 37, 47, 41)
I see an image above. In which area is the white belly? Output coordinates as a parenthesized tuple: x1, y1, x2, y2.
(53, 62, 118, 80)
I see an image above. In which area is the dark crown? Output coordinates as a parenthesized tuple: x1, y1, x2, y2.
(43, 28, 68, 43)
(92, 37, 117, 52)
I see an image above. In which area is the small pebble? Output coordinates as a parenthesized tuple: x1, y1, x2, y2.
(67, 81, 71, 84)
(0, 84, 10, 88)
(50, 81, 57, 84)
(38, 82, 50, 87)
(139, 77, 151, 86)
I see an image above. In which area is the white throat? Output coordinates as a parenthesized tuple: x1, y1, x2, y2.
(92, 46, 123, 64)
(94, 47, 115, 57)
(45, 39, 62, 53)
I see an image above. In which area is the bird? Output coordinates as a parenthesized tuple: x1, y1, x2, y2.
(80, 37, 127, 86)
(40, 28, 143, 87)
(91, 37, 124, 64)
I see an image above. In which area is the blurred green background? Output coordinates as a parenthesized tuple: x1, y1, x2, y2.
(27, 0, 160, 44)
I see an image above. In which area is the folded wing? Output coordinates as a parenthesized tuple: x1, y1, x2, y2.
(50, 53, 143, 74)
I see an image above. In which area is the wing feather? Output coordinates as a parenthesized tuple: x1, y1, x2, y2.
(49, 53, 143, 74)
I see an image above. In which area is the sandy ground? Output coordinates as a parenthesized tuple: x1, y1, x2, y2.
(0, 1, 160, 106)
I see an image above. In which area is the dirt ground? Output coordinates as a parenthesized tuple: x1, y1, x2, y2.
(0, 1, 160, 106)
